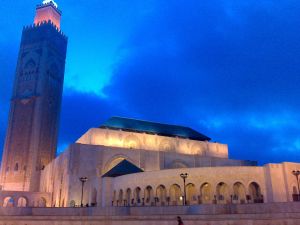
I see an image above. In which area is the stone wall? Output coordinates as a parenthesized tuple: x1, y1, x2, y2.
(0, 202, 299, 225)
(40, 143, 254, 207)
(0, 191, 50, 207)
(110, 166, 266, 206)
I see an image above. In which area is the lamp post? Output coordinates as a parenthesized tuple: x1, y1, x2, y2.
(79, 177, 88, 207)
(292, 170, 300, 200)
(180, 173, 188, 206)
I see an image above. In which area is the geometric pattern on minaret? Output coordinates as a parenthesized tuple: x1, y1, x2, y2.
(0, 0, 67, 191)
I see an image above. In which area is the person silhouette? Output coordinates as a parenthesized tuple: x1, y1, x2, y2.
(177, 216, 184, 225)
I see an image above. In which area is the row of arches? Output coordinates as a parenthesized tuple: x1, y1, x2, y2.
(113, 182, 263, 206)
(2, 196, 47, 207)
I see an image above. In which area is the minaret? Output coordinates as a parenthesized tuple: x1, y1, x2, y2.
(0, 0, 67, 191)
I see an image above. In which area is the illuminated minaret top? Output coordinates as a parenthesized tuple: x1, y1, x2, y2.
(34, 0, 61, 29)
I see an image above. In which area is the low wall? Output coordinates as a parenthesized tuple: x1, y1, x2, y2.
(0, 202, 300, 225)
(0, 191, 51, 207)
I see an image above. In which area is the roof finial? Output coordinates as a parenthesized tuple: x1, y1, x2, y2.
(42, 0, 58, 8)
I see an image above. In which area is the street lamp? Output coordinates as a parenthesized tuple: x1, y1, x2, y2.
(79, 177, 88, 207)
(292, 170, 300, 201)
(180, 173, 188, 206)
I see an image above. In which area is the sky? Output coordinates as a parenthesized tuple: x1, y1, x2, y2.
(0, 0, 300, 165)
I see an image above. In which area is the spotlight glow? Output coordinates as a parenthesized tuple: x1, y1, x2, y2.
(42, 0, 58, 8)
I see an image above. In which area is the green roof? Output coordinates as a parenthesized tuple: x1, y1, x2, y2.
(100, 117, 211, 141)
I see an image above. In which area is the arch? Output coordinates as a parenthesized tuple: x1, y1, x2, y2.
(144, 186, 154, 205)
(233, 182, 246, 203)
(123, 135, 141, 149)
(104, 157, 126, 174)
(186, 183, 197, 205)
(91, 188, 97, 206)
(156, 185, 167, 205)
(133, 187, 142, 205)
(126, 188, 131, 206)
(103, 155, 136, 174)
(200, 182, 213, 204)
(69, 200, 76, 207)
(191, 143, 205, 155)
(248, 182, 263, 203)
(169, 184, 182, 206)
(38, 197, 47, 207)
(216, 182, 230, 204)
(159, 139, 174, 152)
(3, 196, 14, 207)
(169, 160, 188, 169)
(17, 197, 28, 207)
(118, 189, 123, 206)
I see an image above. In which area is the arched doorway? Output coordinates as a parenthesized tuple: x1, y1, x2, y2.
(144, 186, 154, 206)
(38, 197, 47, 207)
(69, 200, 76, 207)
(156, 185, 167, 206)
(3, 197, 14, 207)
(200, 183, 212, 204)
(233, 182, 246, 204)
(186, 183, 197, 205)
(17, 197, 28, 207)
(118, 189, 123, 206)
(249, 182, 263, 203)
(216, 182, 230, 204)
(133, 187, 142, 205)
(126, 188, 131, 206)
(104, 157, 127, 174)
(169, 184, 181, 206)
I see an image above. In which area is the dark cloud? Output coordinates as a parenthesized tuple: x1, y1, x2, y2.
(104, 0, 300, 164)
(108, 0, 300, 112)
(57, 89, 140, 154)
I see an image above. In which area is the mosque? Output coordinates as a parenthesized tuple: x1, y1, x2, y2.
(0, 0, 299, 210)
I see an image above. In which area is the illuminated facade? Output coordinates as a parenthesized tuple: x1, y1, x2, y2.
(37, 118, 299, 208)
(34, 1, 61, 29)
(0, 0, 299, 211)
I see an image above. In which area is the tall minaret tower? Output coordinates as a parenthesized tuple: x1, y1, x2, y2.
(0, 0, 67, 191)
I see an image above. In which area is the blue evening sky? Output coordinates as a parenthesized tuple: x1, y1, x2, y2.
(0, 0, 300, 165)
